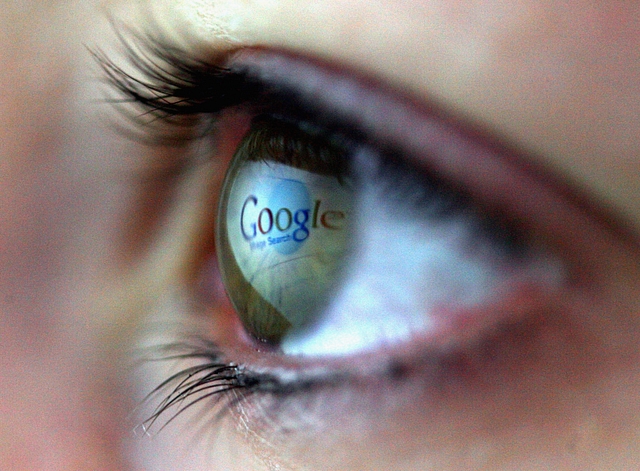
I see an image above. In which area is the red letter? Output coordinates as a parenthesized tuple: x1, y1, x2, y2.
(320, 211, 345, 229)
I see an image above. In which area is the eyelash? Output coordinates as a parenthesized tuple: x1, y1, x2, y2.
(140, 335, 365, 434)
(93, 34, 270, 146)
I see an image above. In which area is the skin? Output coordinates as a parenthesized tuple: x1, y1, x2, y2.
(0, 0, 639, 470)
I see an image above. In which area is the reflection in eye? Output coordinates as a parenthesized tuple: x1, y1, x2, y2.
(217, 117, 353, 344)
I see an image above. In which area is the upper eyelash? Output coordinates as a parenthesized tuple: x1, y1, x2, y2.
(92, 34, 365, 147)
(91, 33, 265, 145)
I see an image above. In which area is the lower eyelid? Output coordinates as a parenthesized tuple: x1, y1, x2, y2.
(205, 288, 610, 471)
(204, 251, 576, 373)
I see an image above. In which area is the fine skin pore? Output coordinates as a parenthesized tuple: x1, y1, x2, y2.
(0, 1, 639, 470)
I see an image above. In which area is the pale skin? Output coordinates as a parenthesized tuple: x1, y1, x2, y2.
(1, 1, 639, 470)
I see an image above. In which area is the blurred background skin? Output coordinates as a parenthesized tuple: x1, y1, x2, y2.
(0, 0, 639, 470)
(0, 3, 132, 469)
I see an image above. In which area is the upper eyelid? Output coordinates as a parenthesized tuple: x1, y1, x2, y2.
(99, 36, 640, 262)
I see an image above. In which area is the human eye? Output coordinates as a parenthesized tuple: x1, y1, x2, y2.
(102, 29, 640, 471)
(214, 66, 566, 358)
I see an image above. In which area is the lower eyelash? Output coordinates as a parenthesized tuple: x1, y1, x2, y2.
(139, 337, 344, 432)
(139, 340, 245, 432)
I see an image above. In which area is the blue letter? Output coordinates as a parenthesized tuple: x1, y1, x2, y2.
(293, 209, 310, 242)
(240, 195, 258, 241)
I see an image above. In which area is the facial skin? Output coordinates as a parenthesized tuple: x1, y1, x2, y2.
(0, 1, 639, 470)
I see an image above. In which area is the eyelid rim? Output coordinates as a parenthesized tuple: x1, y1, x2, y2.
(228, 47, 640, 269)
